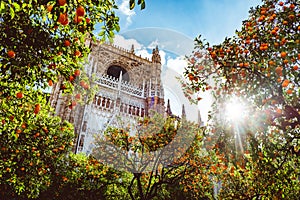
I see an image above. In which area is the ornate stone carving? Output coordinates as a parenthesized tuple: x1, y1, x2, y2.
(50, 41, 166, 154)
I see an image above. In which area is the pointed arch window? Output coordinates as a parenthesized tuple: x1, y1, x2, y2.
(107, 65, 130, 82)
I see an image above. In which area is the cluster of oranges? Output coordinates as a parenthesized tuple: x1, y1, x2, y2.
(48, 0, 88, 26)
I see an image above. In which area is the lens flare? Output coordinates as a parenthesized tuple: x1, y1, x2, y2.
(225, 97, 248, 122)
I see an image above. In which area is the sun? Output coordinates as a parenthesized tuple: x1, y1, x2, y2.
(225, 97, 248, 122)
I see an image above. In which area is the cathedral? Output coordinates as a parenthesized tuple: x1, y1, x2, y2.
(49, 39, 200, 154)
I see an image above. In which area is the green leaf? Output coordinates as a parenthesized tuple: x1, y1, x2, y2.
(129, 0, 135, 10)
(10, 6, 15, 19)
(0, 1, 6, 13)
(141, 1, 145, 10)
(12, 2, 20, 12)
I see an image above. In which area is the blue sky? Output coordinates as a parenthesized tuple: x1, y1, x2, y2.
(108, 0, 262, 122)
(116, 0, 262, 44)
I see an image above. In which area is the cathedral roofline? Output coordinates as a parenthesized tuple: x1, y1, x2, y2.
(87, 38, 159, 64)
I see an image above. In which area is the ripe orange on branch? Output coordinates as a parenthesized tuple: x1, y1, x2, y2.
(74, 50, 82, 57)
(58, 0, 67, 6)
(286, 89, 293, 94)
(74, 69, 81, 76)
(76, 6, 85, 17)
(16, 92, 24, 99)
(280, 51, 287, 58)
(75, 93, 81, 100)
(7, 50, 15, 58)
(74, 15, 83, 24)
(48, 80, 53, 86)
(58, 13, 68, 25)
(64, 40, 71, 47)
(275, 66, 283, 76)
(47, 4, 53, 12)
(282, 79, 290, 87)
(34, 104, 41, 114)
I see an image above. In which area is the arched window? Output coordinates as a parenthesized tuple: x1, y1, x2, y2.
(107, 65, 130, 82)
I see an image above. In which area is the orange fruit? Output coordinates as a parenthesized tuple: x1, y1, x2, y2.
(47, 4, 53, 12)
(268, 60, 275, 65)
(74, 69, 81, 76)
(290, 4, 295, 10)
(293, 65, 298, 70)
(74, 50, 81, 57)
(34, 104, 41, 114)
(74, 15, 83, 24)
(69, 75, 74, 82)
(282, 79, 290, 87)
(76, 6, 85, 17)
(275, 66, 283, 75)
(286, 89, 293, 94)
(75, 94, 81, 100)
(288, 14, 295, 20)
(60, 18, 69, 25)
(48, 80, 53, 86)
(7, 50, 15, 58)
(64, 40, 71, 47)
(58, 0, 66, 6)
(277, 78, 282, 83)
(58, 13, 68, 25)
(16, 92, 24, 99)
(280, 52, 287, 58)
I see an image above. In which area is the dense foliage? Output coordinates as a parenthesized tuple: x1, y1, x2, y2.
(93, 113, 215, 200)
(0, 0, 135, 198)
(182, 0, 300, 198)
(2, 0, 299, 199)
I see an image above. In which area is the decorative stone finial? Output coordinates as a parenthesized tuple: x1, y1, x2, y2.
(166, 99, 172, 116)
(152, 45, 161, 63)
(130, 44, 135, 54)
(181, 104, 186, 119)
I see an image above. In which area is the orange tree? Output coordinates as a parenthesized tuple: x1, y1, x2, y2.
(0, 0, 145, 198)
(181, 0, 299, 198)
(37, 153, 128, 200)
(92, 112, 215, 200)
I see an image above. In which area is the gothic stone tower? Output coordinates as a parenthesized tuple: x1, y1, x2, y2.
(49, 40, 165, 154)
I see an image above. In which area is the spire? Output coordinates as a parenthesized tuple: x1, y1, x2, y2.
(166, 99, 172, 116)
(198, 109, 204, 127)
(181, 104, 186, 119)
(130, 44, 135, 54)
(152, 45, 161, 63)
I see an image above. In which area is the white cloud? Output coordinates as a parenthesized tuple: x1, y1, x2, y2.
(135, 49, 152, 60)
(166, 56, 187, 75)
(113, 35, 142, 50)
(113, 35, 167, 66)
(147, 39, 165, 50)
(118, 0, 135, 27)
(159, 50, 166, 66)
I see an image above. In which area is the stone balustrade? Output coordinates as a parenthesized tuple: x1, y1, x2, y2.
(92, 95, 145, 117)
(95, 73, 145, 98)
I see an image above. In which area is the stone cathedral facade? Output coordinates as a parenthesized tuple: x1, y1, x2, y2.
(49, 40, 170, 154)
